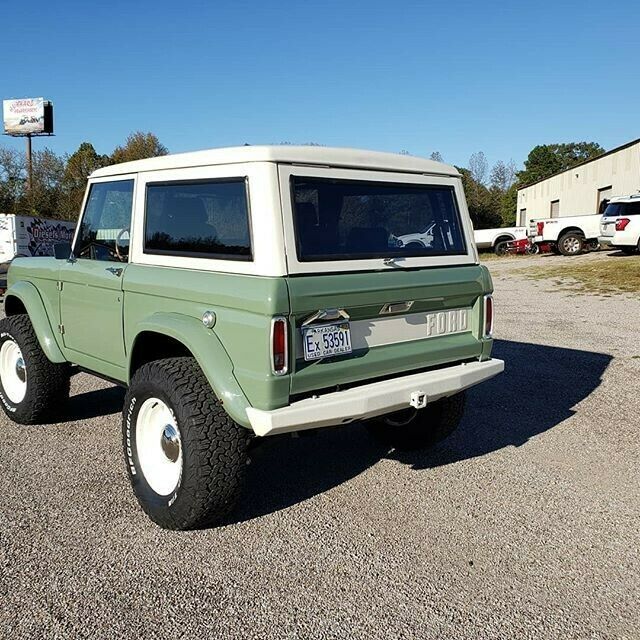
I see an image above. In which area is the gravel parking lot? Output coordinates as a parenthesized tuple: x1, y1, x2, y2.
(1, 254, 639, 639)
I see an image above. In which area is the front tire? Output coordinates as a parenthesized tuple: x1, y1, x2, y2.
(123, 357, 251, 530)
(366, 392, 466, 451)
(0, 314, 70, 424)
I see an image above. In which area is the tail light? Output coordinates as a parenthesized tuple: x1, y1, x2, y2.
(271, 317, 289, 375)
(483, 295, 494, 338)
(616, 218, 631, 231)
(537, 221, 545, 235)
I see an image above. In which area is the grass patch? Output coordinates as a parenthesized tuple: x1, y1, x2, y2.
(515, 255, 640, 295)
(478, 252, 518, 261)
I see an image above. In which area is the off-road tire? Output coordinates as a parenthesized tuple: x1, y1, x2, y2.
(366, 391, 466, 452)
(123, 357, 251, 530)
(0, 314, 70, 424)
(557, 232, 584, 256)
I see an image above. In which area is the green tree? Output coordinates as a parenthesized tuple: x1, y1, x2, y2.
(26, 148, 65, 217)
(457, 166, 501, 229)
(110, 131, 168, 165)
(0, 147, 26, 214)
(59, 142, 108, 220)
(517, 142, 604, 185)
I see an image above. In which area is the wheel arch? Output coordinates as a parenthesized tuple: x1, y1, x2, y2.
(128, 313, 252, 428)
(3, 281, 66, 363)
(557, 226, 585, 238)
(492, 233, 515, 246)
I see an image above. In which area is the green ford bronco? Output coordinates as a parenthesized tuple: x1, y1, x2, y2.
(0, 146, 503, 529)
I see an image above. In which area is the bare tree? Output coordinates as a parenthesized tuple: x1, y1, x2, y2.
(429, 151, 443, 162)
(490, 159, 517, 191)
(469, 151, 488, 186)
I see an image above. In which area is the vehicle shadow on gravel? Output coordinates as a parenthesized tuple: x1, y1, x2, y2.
(391, 339, 612, 471)
(64, 385, 125, 422)
(236, 339, 611, 522)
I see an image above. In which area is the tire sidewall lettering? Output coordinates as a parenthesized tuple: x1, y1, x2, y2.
(0, 331, 20, 413)
(125, 387, 182, 510)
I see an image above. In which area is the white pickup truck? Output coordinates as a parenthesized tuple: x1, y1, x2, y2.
(528, 214, 601, 256)
(473, 226, 528, 255)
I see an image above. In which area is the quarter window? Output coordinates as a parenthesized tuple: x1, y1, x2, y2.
(74, 180, 134, 262)
(144, 180, 252, 260)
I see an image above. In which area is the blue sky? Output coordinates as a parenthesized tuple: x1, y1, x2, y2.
(1, 0, 638, 170)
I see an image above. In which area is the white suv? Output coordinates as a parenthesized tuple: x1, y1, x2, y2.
(601, 195, 640, 254)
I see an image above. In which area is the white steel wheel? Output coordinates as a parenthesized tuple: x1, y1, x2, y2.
(0, 339, 27, 404)
(135, 397, 183, 496)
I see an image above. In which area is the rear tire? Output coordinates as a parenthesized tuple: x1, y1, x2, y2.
(494, 241, 509, 256)
(557, 232, 584, 256)
(123, 357, 251, 530)
(366, 391, 466, 452)
(0, 314, 70, 424)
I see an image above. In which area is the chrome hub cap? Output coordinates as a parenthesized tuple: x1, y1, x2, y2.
(161, 424, 181, 463)
(136, 398, 182, 496)
(15, 357, 26, 383)
(0, 340, 27, 403)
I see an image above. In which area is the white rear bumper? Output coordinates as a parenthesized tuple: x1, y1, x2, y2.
(246, 358, 504, 436)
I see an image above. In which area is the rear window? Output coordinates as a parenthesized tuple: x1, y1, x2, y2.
(604, 201, 640, 217)
(144, 179, 252, 260)
(291, 177, 467, 261)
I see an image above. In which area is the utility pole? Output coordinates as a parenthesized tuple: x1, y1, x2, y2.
(25, 134, 33, 194)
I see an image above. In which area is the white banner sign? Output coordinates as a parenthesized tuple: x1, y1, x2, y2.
(3, 98, 45, 135)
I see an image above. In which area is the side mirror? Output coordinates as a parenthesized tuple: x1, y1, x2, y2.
(54, 242, 72, 260)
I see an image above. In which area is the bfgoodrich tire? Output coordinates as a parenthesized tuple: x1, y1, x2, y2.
(366, 391, 466, 452)
(0, 314, 70, 424)
(123, 357, 251, 530)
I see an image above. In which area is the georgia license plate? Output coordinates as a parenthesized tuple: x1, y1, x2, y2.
(302, 322, 352, 361)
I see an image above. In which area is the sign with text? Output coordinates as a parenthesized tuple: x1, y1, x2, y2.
(3, 98, 53, 135)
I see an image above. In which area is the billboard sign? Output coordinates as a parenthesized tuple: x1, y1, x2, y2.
(3, 98, 48, 135)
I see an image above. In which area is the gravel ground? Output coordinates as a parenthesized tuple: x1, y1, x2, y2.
(1, 253, 639, 639)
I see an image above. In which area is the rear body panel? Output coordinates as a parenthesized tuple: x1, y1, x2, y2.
(286, 265, 492, 397)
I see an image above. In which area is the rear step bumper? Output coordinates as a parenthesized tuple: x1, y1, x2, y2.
(246, 358, 504, 436)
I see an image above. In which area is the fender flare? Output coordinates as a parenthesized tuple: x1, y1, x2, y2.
(129, 313, 252, 428)
(4, 281, 66, 363)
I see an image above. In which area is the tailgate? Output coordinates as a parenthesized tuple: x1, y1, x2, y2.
(286, 265, 490, 397)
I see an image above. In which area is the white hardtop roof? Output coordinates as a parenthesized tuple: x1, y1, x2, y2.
(609, 194, 640, 203)
(90, 145, 460, 178)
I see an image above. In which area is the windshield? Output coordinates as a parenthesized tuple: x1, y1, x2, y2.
(603, 202, 640, 217)
(291, 177, 467, 261)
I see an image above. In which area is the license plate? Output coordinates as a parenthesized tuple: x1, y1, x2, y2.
(302, 322, 352, 361)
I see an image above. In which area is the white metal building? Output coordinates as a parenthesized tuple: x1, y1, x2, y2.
(516, 138, 640, 226)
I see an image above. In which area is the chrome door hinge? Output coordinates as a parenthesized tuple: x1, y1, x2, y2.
(58, 324, 65, 335)
(56, 281, 63, 291)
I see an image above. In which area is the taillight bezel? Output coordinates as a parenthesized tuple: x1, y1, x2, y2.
(270, 316, 289, 376)
(483, 295, 494, 339)
(616, 218, 631, 231)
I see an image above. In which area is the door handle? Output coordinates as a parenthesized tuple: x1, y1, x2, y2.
(106, 267, 123, 277)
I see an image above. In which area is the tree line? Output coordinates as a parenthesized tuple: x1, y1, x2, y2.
(0, 133, 604, 228)
(0, 132, 168, 220)
(425, 141, 604, 229)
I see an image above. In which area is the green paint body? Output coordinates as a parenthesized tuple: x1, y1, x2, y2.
(6, 258, 494, 429)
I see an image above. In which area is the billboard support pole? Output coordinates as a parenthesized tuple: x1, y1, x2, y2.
(25, 134, 33, 194)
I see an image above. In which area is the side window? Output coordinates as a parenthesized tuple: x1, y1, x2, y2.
(144, 179, 252, 260)
(74, 180, 134, 262)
